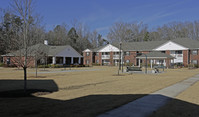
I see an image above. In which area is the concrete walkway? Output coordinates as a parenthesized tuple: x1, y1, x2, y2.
(98, 74, 199, 117)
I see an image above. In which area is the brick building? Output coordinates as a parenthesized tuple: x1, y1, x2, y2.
(83, 38, 199, 67)
(2, 41, 83, 67)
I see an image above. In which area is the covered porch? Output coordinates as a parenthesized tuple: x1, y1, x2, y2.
(136, 51, 175, 69)
(47, 56, 83, 65)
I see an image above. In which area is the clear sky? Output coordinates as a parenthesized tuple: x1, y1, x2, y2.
(0, 0, 199, 37)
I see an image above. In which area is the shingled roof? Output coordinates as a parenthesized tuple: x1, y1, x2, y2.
(113, 40, 167, 51)
(171, 38, 199, 49)
(2, 44, 82, 57)
(111, 38, 199, 51)
(136, 51, 174, 59)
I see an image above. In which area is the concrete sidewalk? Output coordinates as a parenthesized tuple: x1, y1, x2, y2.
(98, 74, 199, 117)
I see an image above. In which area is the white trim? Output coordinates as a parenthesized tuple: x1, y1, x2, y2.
(136, 57, 169, 59)
(97, 44, 120, 52)
(83, 49, 92, 52)
(153, 41, 188, 51)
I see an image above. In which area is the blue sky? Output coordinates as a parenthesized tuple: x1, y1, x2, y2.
(0, 0, 199, 37)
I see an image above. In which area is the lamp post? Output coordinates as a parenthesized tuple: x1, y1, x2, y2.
(119, 42, 122, 70)
(118, 42, 122, 75)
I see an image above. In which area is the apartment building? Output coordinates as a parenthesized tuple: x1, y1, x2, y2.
(83, 38, 199, 67)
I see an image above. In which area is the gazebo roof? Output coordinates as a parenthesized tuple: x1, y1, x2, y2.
(136, 51, 174, 59)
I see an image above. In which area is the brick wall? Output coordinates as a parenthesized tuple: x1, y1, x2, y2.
(183, 50, 188, 66)
(83, 52, 93, 65)
(190, 50, 199, 65)
(3, 56, 35, 67)
(165, 51, 171, 67)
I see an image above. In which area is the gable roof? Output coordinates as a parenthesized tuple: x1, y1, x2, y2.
(97, 44, 120, 52)
(2, 43, 49, 57)
(2, 44, 82, 57)
(171, 38, 199, 49)
(153, 40, 188, 51)
(84, 38, 199, 53)
(112, 40, 167, 51)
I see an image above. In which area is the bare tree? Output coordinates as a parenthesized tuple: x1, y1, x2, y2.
(9, 0, 37, 93)
(107, 21, 148, 43)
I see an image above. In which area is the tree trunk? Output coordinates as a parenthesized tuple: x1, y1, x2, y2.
(35, 59, 37, 78)
(23, 66, 27, 94)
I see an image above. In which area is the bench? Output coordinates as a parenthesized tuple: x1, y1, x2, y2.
(126, 66, 142, 72)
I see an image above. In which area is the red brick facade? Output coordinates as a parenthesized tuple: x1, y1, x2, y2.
(190, 50, 199, 65)
(183, 50, 188, 66)
(3, 56, 35, 67)
(83, 49, 199, 67)
(83, 52, 93, 65)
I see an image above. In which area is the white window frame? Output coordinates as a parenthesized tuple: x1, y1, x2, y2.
(192, 50, 198, 55)
(191, 60, 198, 64)
(126, 60, 130, 63)
(125, 52, 130, 56)
(86, 52, 90, 56)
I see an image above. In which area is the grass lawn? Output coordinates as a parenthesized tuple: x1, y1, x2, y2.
(0, 66, 199, 117)
(150, 78, 199, 117)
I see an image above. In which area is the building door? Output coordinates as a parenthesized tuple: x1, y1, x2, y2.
(65, 57, 71, 65)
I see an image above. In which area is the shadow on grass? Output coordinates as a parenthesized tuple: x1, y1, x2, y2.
(150, 98, 199, 117)
(0, 80, 199, 117)
(0, 79, 58, 95)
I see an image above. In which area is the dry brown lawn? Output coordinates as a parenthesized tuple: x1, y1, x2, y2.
(0, 66, 199, 117)
(151, 75, 199, 117)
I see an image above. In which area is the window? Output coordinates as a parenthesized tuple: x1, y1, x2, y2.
(191, 60, 198, 64)
(96, 60, 99, 63)
(105, 52, 110, 55)
(125, 52, 130, 56)
(6, 57, 10, 64)
(114, 52, 119, 55)
(126, 60, 130, 63)
(170, 51, 175, 54)
(96, 52, 99, 56)
(86, 52, 90, 56)
(175, 51, 182, 54)
(192, 50, 198, 55)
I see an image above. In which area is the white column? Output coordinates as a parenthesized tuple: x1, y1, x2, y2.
(78, 57, 81, 64)
(138, 59, 141, 67)
(71, 57, 73, 64)
(52, 57, 56, 64)
(63, 57, 65, 64)
(163, 59, 166, 66)
(151, 59, 153, 69)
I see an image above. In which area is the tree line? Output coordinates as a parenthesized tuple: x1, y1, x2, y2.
(1, 1, 199, 57)
(108, 21, 199, 43)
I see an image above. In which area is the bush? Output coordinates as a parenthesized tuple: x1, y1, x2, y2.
(0, 63, 5, 67)
(124, 63, 133, 66)
(194, 64, 199, 68)
(92, 63, 100, 66)
(38, 65, 50, 68)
